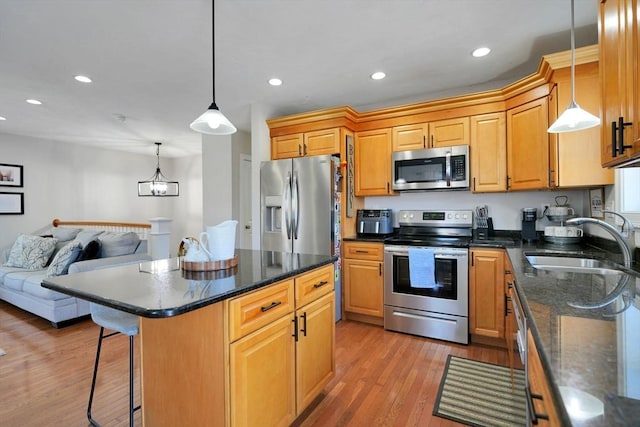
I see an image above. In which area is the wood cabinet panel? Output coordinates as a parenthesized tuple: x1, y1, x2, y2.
(228, 279, 294, 342)
(469, 248, 505, 339)
(430, 117, 470, 148)
(470, 112, 507, 192)
(295, 292, 335, 413)
(343, 241, 384, 261)
(272, 134, 304, 160)
(392, 123, 428, 151)
(304, 128, 341, 157)
(295, 263, 334, 309)
(229, 314, 296, 427)
(507, 97, 550, 190)
(354, 128, 393, 196)
(343, 256, 383, 317)
(527, 330, 561, 426)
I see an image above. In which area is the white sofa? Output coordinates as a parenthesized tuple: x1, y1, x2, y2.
(0, 225, 152, 327)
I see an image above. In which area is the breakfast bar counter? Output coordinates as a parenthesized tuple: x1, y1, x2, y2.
(43, 249, 338, 427)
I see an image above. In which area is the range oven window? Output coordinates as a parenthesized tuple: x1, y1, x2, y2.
(391, 254, 458, 299)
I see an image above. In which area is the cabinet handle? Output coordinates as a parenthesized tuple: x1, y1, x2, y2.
(430, 135, 434, 148)
(506, 176, 511, 190)
(525, 384, 550, 424)
(473, 177, 476, 191)
(618, 116, 633, 155)
(261, 301, 282, 312)
(612, 121, 618, 158)
(422, 135, 426, 148)
(471, 252, 475, 267)
(355, 250, 370, 254)
(505, 269, 512, 275)
(313, 280, 329, 289)
(298, 144, 302, 156)
(612, 117, 633, 156)
(292, 316, 299, 342)
(303, 143, 308, 156)
(387, 182, 390, 193)
(300, 312, 307, 337)
(379, 263, 382, 276)
(548, 169, 555, 188)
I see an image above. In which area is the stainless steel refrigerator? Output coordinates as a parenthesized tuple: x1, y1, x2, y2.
(260, 155, 342, 320)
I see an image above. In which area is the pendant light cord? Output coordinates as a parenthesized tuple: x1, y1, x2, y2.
(211, 0, 216, 104)
(570, 0, 576, 104)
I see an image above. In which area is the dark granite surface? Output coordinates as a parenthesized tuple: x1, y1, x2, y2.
(507, 240, 640, 427)
(42, 249, 337, 318)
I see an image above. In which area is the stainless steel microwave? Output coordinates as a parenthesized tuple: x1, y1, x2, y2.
(392, 145, 470, 191)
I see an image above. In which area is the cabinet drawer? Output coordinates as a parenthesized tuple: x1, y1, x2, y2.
(343, 241, 384, 261)
(295, 264, 335, 308)
(228, 279, 294, 342)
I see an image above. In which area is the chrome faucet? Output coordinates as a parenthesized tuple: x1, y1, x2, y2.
(603, 210, 635, 238)
(566, 212, 633, 268)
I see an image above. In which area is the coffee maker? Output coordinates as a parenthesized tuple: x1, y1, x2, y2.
(522, 208, 538, 242)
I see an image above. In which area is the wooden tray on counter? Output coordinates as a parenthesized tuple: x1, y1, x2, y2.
(181, 255, 238, 272)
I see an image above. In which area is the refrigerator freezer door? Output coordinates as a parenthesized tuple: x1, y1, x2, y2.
(291, 156, 335, 256)
(260, 159, 293, 253)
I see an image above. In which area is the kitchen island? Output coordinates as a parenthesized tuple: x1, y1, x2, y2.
(43, 249, 337, 427)
(507, 242, 640, 427)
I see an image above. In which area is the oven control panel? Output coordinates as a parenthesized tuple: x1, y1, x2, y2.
(397, 210, 473, 227)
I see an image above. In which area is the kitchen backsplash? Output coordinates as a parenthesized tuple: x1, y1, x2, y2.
(363, 188, 589, 231)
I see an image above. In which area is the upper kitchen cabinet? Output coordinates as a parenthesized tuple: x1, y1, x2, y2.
(430, 117, 470, 148)
(470, 112, 507, 192)
(547, 53, 614, 187)
(271, 128, 341, 160)
(391, 117, 469, 152)
(506, 94, 550, 191)
(599, 0, 640, 167)
(355, 129, 394, 196)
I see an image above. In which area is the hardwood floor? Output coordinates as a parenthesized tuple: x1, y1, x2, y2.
(0, 301, 511, 426)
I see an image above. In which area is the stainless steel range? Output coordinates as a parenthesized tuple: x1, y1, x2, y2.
(383, 210, 472, 344)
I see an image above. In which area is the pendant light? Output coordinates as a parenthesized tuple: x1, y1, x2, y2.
(138, 143, 179, 197)
(548, 0, 600, 133)
(190, 0, 237, 135)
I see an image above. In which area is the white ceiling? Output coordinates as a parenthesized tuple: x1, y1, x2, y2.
(0, 0, 598, 158)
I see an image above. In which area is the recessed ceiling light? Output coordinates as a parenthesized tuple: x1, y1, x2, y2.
(371, 71, 386, 80)
(26, 99, 42, 105)
(472, 47, 491, 58)
(0, 116, 6, 121)
(268, 78, 283, 86)
(74, 75, 92, 83)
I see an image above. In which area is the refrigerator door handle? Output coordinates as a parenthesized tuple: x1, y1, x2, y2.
(292, 172, 300, 239)
(284, 172, 292, 239)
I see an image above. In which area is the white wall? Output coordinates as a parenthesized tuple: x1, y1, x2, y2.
(0, 133, 202, 254)
(365, 189, 589, 232)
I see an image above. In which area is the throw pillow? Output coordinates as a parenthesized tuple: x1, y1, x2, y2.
(98, 232, 140, 258)
(4, 234, 58, 270)
(51, 227, 82, 242)
(46, 241, 82, 276)
(75, 239, 101, 262)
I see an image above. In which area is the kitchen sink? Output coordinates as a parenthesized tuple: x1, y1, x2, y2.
(524, 253, 625, 275)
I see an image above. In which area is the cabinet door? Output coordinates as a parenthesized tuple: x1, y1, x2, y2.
(470, 112, 507, 192)
(229, 314, 296, 427)
(551, 63, 614, 187)
(295, 264, 334, 309)
(272, 134, 303, 159)
(430, 117, 470, 148)
(469, 248, 505, 339)
(354, 128, 393, 196)
(392, 123, 428, 151)
(343, 241, 383, 261)
(343, 257, 383, 317)
(304, 128, 340, 157)
(527, 330, 561, 426)
(295, 293, 335, 413)
(507, 97, 550, 190)
(600, 0, 640, 166)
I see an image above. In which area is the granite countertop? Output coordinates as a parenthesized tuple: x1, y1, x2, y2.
(42, 249, 337, 318)
(506, 240, 640, 427)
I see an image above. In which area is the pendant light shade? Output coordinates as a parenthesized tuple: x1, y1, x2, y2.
(190, 0, 236, 135)
(548, 0, 600, 133)
(138, 143, 179, 197)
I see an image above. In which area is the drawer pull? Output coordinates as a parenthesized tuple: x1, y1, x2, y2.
(260, 301, 282, 312)
(525, 385, 550, 424)
(313, 280, 329, 289)
(354, 250, 370, 254)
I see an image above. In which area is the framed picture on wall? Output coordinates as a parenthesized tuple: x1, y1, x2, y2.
(589, 187, 604, 218)
(0, 192, 24, 215)
(0, 163, 23, 187)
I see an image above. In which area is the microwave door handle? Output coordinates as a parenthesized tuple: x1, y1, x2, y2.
(445, 150, 452, 187)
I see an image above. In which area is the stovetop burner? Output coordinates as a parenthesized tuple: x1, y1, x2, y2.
(384, 209, 473, 247)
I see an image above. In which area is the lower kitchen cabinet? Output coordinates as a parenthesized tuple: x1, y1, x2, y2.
(527, 330, 561, 426)
(469, 248, 505, 341)
(228, 265, 335, 427)
(343, 241, 384, 323)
